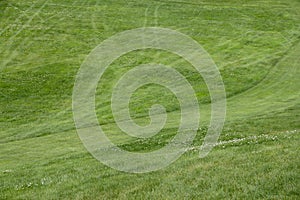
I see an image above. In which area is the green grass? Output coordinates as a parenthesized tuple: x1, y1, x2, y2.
(1, 0, 300, 199)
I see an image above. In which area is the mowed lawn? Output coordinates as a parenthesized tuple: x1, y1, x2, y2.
(0, 0, 300, 199)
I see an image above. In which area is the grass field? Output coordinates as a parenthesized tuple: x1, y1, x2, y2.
(1, 0, 300, 199)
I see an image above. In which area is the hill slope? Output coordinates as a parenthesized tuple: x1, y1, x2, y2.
(0, 0, 299, 199)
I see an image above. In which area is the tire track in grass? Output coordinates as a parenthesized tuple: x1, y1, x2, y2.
(6, 3, 35, 22)
(0, 0, 49, 70)
(225, 40, 300, 120)
(113, 39, 300, 131)
(186, 39, 300, 125)
(0, 0, 87, 71)
(0, 2, 38, 58)
(95, 1, 300, 140)
(2, 0, 299, 143)
(0, 3, 37, 36)
(1, 0, 49, 47)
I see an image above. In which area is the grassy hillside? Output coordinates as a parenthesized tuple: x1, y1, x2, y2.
(1, 0, 299, 199)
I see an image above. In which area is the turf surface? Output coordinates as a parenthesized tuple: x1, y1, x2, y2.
(0, 0, 299, 199)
